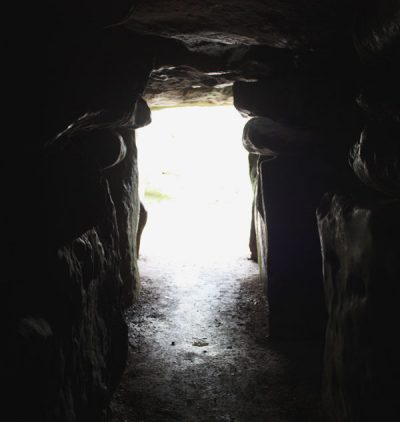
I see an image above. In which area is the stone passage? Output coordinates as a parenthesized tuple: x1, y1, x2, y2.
(9, 1, 399, 420)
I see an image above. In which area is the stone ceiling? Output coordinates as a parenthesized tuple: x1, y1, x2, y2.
(122, 0, 356, 107)
(125, 0, 349, 49)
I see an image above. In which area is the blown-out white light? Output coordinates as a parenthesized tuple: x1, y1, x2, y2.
(136, 105, 252, 263)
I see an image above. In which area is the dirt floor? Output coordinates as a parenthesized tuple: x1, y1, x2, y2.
(110, 253, 325, 422)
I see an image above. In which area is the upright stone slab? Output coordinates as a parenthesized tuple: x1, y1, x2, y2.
(104, 97, 151, 306)
(242, 116, 339, 339)
(317, 193, 400, 422)
(6, 11, 153, 419)
(248, 153, 260, 262)
(5, 140, 128, 422)
(105, 130, 141, 307)
(257, 153, 330, 339)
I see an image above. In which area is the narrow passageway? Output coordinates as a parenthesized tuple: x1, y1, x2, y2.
(111, 256, 324, 422)
(111, 107, 324, 422)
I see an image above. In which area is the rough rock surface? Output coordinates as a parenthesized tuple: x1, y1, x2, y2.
(349, 122, 400, 197)
(317, 3, 400, 418)
(353, 0, 400, 123)
(248, 153, 259, 262)
(233, 72, 356, 129)
(127, 0, 352, 49)
(142, 40, 296, 107)
(252, 157, 271, 300)
(238, 75, 357, 340)
(136, 202, 148, 258)
(317, 193, 400, 422)
(144, 66, 234, 107)
(6, 146, 127, 422)
(7, 9, 153, 421)
(243, 117, 320, 156)
(105, 130, 142, 307)
(105, 99, 151, 306)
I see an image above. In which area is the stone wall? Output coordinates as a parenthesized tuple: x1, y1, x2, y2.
(233, 52, 361, 339)
(318, 194, 400, 422)
(5, 4, 153, 420)
(317, 2, 400, 420)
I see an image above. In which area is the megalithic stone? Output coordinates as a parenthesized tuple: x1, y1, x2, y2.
(317, 192, 400, 422)
(349, 121, 400, 198)
(243, 115, 337, 339)
(256, 153, 330, 339)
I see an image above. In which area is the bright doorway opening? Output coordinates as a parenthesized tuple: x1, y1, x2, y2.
(136, 105, 252, 264)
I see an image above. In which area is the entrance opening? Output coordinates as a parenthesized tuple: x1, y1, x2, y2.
(137, 105, 252, 264)
(111, 105, 324, 422)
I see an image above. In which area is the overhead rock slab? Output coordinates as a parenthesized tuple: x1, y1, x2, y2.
(144, 65, 234, 107)
(233, 72, 355, 128)
(143, 41, 296, 107)
(126, 0, 352, 49)
(242, 117, 320, 156)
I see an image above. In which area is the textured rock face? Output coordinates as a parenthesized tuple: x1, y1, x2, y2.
(350, 122, 400, 197)
(316, 2, 400, 420)
(353, 0, 400, 123)
(236, 57, 358, 340)
(234, 72, 356, 128)
(317, 194, 400, 422)
(243, 117, 320, 156)
(144, 64, 234, 107)
(103, 97, 151, 307)
(132, 0, 360, 108)
(6, 5, 153, 418)
(6, 146, 127, 422)
(127, 0, 351, 49)
(105, 130, 142, 307)
(137, 201, 148, 258)
(248, 153, 259, 262)
(252, 157, 269, 282)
